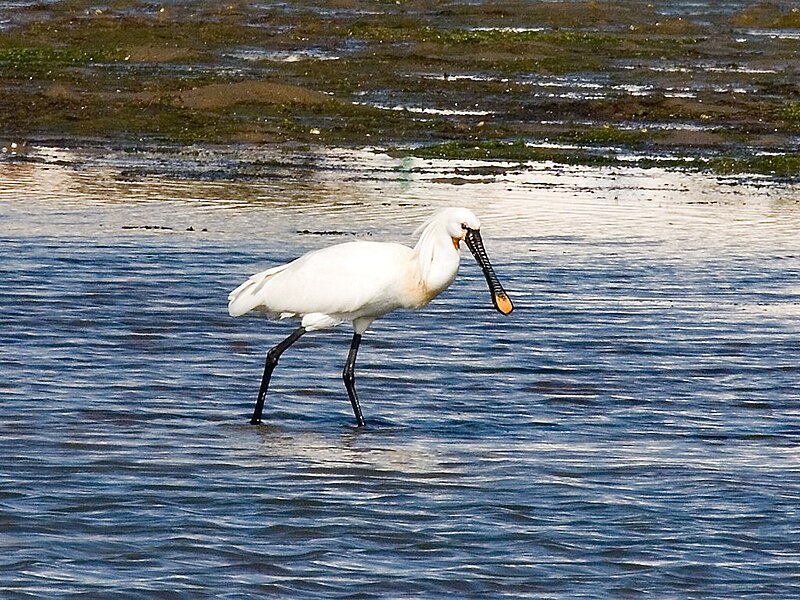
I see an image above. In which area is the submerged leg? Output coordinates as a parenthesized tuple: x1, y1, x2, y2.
(251, 326, 306, 425)
(342, 333, 366, 427)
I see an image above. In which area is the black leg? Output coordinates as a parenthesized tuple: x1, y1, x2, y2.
(251, 326, 306, 424)
(342, 333, 366, 427)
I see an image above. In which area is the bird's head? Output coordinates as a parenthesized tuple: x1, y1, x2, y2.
(441, 207, 482, 246)
(435, 207, 513, 316)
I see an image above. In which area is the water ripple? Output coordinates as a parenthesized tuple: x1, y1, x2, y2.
(1, 154, 800, 598)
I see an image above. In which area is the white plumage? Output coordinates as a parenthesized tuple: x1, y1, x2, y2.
(229, 241, 420, 332)
(228, 207, 512, 426)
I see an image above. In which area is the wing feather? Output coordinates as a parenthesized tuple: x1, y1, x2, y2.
(227, 263, 290, 317)
(227, 242, 415, 324)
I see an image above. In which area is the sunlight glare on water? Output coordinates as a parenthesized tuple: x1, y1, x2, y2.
(1, 147, 800, 598)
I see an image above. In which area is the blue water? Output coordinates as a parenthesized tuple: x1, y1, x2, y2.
(2, 154, 800, 597)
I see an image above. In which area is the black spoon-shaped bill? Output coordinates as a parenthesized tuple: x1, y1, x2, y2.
(464, 228, 513, 315)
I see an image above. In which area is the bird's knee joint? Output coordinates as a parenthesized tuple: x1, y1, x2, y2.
(342, 369, 355, 385)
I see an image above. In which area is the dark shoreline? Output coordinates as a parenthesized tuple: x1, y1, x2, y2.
(1, 0, 798, 176)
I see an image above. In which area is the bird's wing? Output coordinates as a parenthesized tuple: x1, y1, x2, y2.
(229, 242, 414, 320)
(227, 263, 291, 317)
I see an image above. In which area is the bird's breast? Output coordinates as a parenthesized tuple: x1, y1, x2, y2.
(402, 260, 458, 309)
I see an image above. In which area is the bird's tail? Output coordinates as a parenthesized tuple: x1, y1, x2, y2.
(227, 264, 289, 317)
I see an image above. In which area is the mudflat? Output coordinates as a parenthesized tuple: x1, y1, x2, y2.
(0, 0, 798, 175)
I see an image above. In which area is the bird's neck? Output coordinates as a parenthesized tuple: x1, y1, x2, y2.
(412, 226, 461, 299)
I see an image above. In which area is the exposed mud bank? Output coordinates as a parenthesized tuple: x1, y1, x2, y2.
(1, 1, 798, 175)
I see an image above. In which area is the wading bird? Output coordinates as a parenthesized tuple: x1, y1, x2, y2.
(228, 207, 513, 426)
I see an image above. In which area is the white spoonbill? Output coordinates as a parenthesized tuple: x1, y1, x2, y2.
(228, 207, 513, 426)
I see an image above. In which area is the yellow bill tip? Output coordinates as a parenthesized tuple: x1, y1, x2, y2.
(494, 292, 513, 315)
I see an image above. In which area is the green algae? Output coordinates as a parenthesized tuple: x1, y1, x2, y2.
(392, 139, 800, 178)
(557, 125, 653, 146)
(0, 0, 797, 178)
(709, 154, 800, 178)
(6, 13, 264, 57)
(393, 139, 617, 167)
(0, 47, 118, 66)
(346, 21, 701, 68)
(778, 103, 800, 125)
(0, 46, 122, 79)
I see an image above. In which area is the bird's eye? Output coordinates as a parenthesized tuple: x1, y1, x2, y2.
(461, 222, 468, 230)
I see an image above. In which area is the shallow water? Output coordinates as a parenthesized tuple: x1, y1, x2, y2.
(2, 148, 800, 597)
